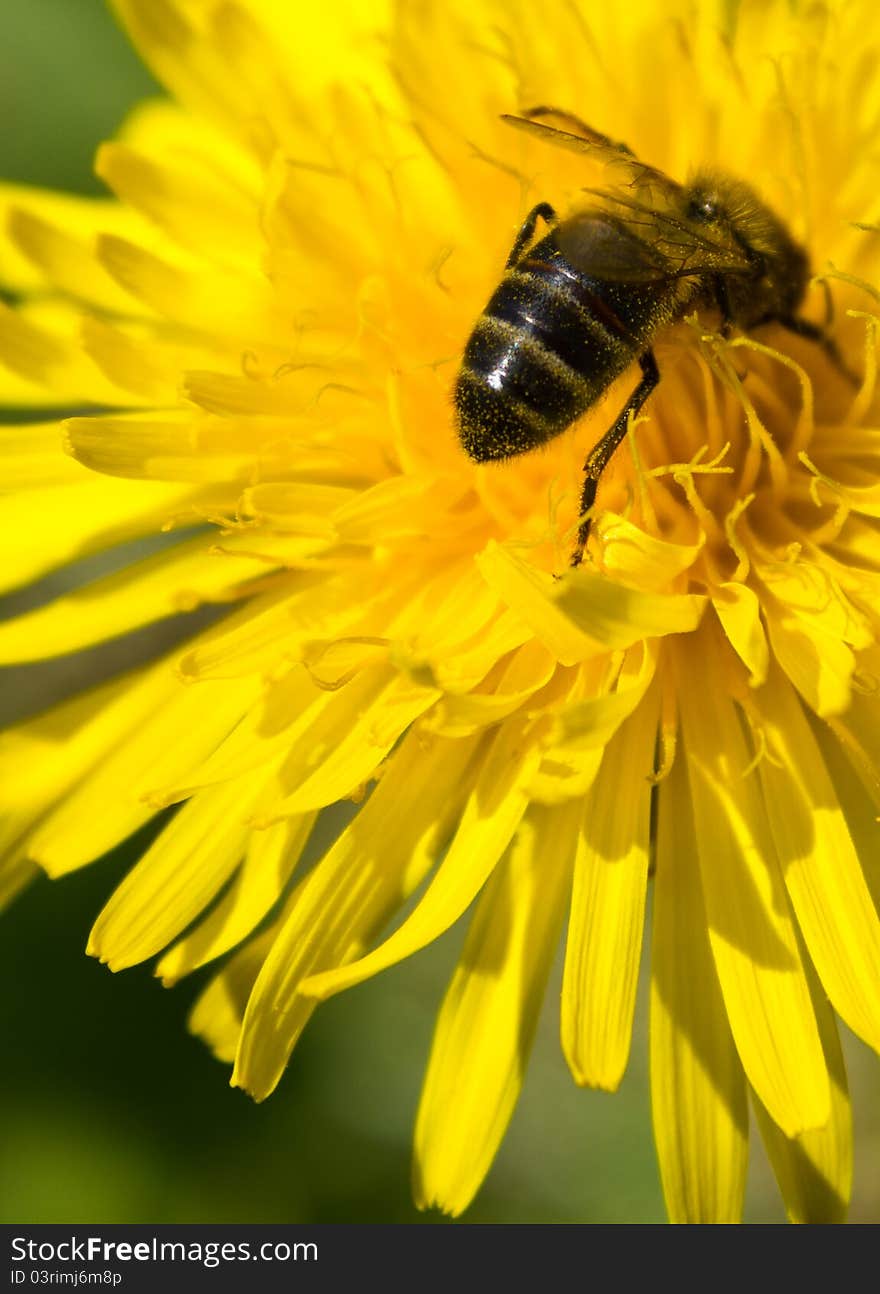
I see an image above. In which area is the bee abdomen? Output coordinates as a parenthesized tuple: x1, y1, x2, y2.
(455, 263, 633, 462)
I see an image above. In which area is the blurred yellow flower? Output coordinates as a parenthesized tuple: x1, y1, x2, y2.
(2, 0, 880, 1223)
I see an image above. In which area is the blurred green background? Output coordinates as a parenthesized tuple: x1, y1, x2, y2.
(1, 0, 878, 1226)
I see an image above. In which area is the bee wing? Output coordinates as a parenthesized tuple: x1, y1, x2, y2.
(552, 204, 757, 284)
(590, 189, 757, 277)
(501, 111, 681, 194)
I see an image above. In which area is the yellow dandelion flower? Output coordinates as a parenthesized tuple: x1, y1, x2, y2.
(3, 0, 880, 1224)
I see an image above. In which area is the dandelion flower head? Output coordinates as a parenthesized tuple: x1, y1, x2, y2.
(2, 0, 880, 1224)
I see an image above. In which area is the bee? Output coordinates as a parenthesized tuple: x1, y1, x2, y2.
(455, 108, 845, 566)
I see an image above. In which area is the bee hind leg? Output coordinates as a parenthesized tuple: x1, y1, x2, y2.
(571, 350, 660, 568)
(506, 202, 558, 268)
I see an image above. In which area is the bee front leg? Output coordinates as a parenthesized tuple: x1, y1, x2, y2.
(505, 202, 558, 268)
(571, 350, 660, 568)
(712, 275, 734, 338)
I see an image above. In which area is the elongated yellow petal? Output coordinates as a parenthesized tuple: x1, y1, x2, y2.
(156, 810, 316, 985)
(298, 711, 546, 1002)
(95, 233, 282, 342)
(0, 476, 214, 594)
(764, 609, 855, 718)
(271, 670, 441, 816)
(753, 956, 852, 1224)
(95, 143, 262, 270)
(829, 662, 880, 810)
(755, 670, 880, 1052)
(0, 422, 85, 492)
(0, 301, 123, 404)
(80, 317, 190, 404)
(595, 513, 705, 590)
(0, 181, 147, 293)
(814, 717, 880, 913)
(0, 537, 269, 663)
(561, 693, 656, 1090)
(477, 542, 706, 665)
(1, 666, 179, 869)
(712, 583, 769, 687)
(189, 926, 277, 1065)
(548, 640, 656, 752)
(29, 667, 261, 874)
(88, 770, 273, 970)
(109, 0, 246, 134)
(414, 800, 577, 1216)
(651, 752, 749, 1224)
(678, 636, 830, 1137)
(6, 205, 138, 312)
(64, 411, 290, 484)
(422, 639, 556, 738)
(233, 728, 481, 1099)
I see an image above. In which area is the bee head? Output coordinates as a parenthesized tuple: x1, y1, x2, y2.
(685, 191, 721, 225)
(683, 173, 810, 324)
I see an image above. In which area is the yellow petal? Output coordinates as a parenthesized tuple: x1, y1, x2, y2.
(6, 205, 137, 312)
(109, 0, 245, 131)
(548, 639, 657, 752)
(0, 421, 85, 491)
(95, 233, 282, 342)
(755, 671, 880, 1052)
(233, 727, 481, 1099)
(766, 613, 856, 718)
(828, 661, 880, 811)
(0, 536, 269, 663)
(0, 300, 125, 404)
(752, 956, 852, 1224)
(147, 662, 321, 803)
(1, 667, 178, 870)
(156, 810, 317, 985)
(711, 583, 769, 687)
(561, 691, 656, 1090)
(64, 411, 295, 484)
(814, 717, 880, 913)
(475, 544, 612, 666)
(88, 772, 270, 970)
(189, 927, 277, 1065)
(650, 750, 749, 1224)
(678, 637, 830, 1136)
(0, 181, 147, 293)
(80, 316, 189, 404)
(272, 671, 441, 816)
(422, 639, 556, 738)
(595, 512, 704, 591)
(414, 801, 577, 1216)
(0, 476, 208, 594)
(29, 666, 261, 874)
(476, 541, 705, 666)
(298, 711, 546, 1003)
(95, 142, 262, 270)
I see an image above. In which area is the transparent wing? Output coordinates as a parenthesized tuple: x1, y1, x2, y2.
(586, 189, 756, 277)
(501, 108, 681, 194)
(504, 108, 758, 282)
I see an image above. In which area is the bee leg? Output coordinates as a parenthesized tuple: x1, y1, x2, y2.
(571, 350, 660, 567)
(712, 275, 734, 338)
(777, 314, 860, 386)
(505, 202, 558, 268)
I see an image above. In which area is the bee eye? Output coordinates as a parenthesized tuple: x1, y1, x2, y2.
(688, 196, 718, 223)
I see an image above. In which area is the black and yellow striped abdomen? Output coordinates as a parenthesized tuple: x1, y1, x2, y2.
(455, 231, 666, 462)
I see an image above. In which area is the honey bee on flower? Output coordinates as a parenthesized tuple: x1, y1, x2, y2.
(2, 0, 880, 1225)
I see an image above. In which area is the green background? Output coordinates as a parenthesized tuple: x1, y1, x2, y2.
(1, 0, 878, 1225)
